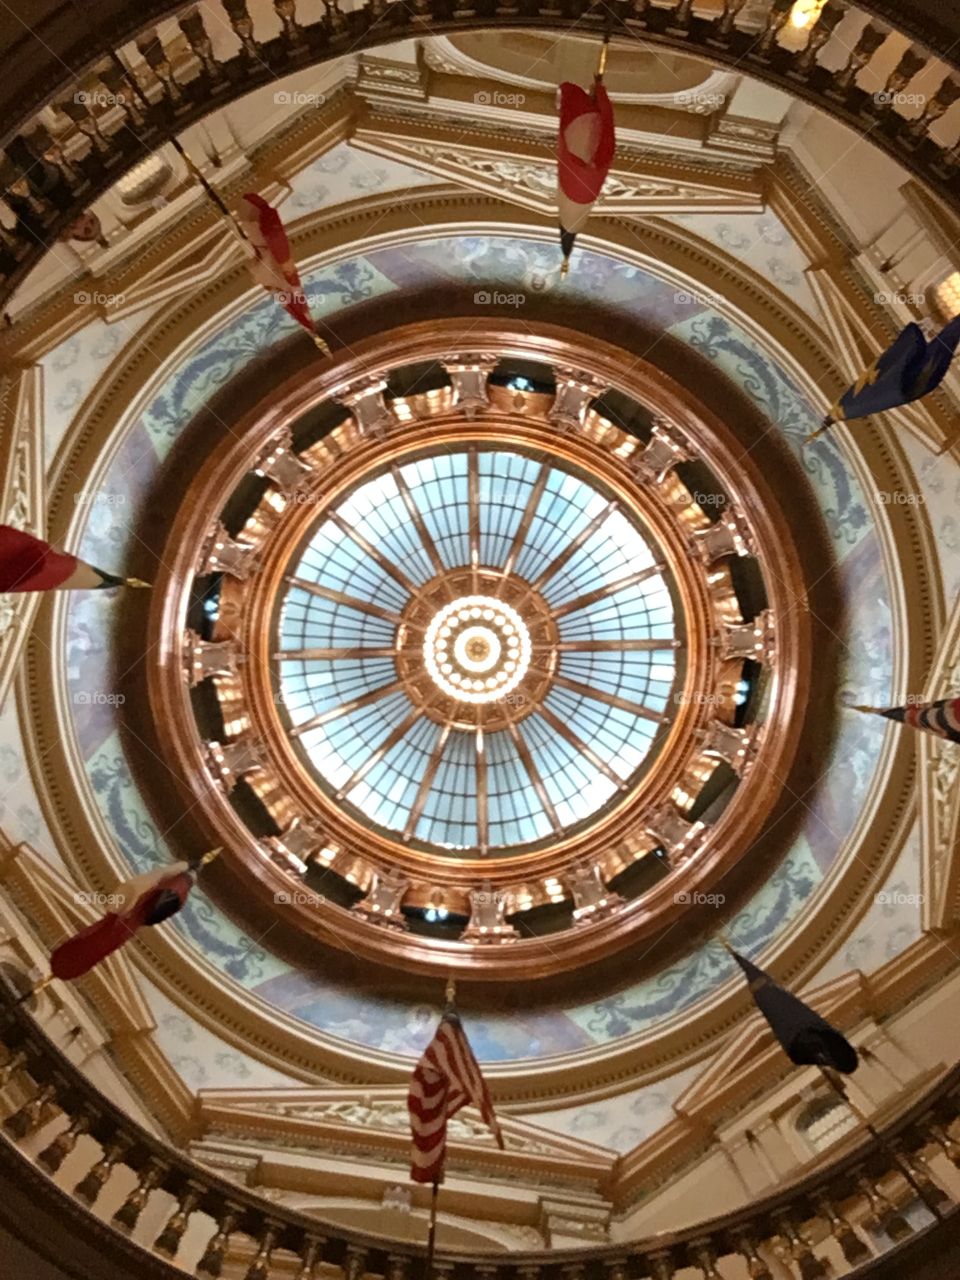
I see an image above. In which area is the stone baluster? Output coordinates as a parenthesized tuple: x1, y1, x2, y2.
(322, 0, 348, 35)
(689, 1240, 722, 1277)
(180, 9, 224, 80)
(155, 1183, 204, 1257)
(97, 62, 147, 128)
(275, 0, 307, 48)
(754, 0, 794, 56)
(907, 77, 960, 141)
(667, 0, 695, 34)
(385, 1254, 409, 1280)
(74, 1137, 131, 1204)
(814, 1193, 872, 1265)
(344, 1246, 368, 1280)
(3, 1081, 58, 1138)
(112, 1156, 166, 1232)
(24, 125, 85, 194)
(929, 1121, 960, 1166)
(246, 1220, 282, 1280)
(893, 1144, 954, 1212)
(37, 1110, 90, 1172)
(0, 1046, 28, 1086)
(136, 32, 183, 106)
(876, 49, 926, 109)
(831, 23, 886, 94)
(197, 1205, 241, 1277)
(58, 95, 111, 157)
(735, 1234, 773, 1279)
(646, 1249, 676, 1280)
(792, 0, 845, 74)
(710, 0, 748, 40)
(773, 1213, 827, 1280)
(856, 1174, 911, 1241)
(0, 162, 51, 221)
(626, 0, 649, 28)
(221, 0, 262, 59)
(295, 1235, 326, 1279)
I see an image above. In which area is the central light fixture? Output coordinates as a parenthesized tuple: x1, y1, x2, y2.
(423, 595, 532, 704)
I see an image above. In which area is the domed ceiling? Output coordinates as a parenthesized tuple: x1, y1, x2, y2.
(1, 18, 958, 1247)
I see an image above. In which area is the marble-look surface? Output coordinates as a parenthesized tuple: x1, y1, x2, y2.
(141, 976, 307, 1090)
(40, 302, 164, 468)
(44, 232, 894, 1063)
(283, 141, 445, 215)
(663, 210, 820, 321)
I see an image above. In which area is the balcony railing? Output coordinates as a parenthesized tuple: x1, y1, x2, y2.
(1, 975, 959, 1278)
(2, 0, 960, 308)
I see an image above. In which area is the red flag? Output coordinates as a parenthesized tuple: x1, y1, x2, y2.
(50, 862, 195, 980)
(408, 1010, 503, 1184)
(237, 193, 327, 349)
(557, 78, 615, 272)
(0, 524, 148, 592)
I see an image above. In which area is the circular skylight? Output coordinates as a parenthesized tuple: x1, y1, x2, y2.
(276, 446, 680, 854)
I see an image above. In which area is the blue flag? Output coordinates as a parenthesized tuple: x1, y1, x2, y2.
(813, 314, 960, 436)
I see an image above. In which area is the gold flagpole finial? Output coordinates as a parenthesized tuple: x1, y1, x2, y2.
(596, 36, 609, 81)
(848, 704, 883, 716)
(803, 421, 832, 444)
(312, 333, 331, 354)
(560, 257, 570, 279)
(124, 577, 152, 589)
(718, 936, 735, 956)
(199, 847, 223, 866)
(445, 974, 457, 1005)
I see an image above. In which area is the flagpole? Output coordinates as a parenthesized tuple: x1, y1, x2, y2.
(425, 1176, 441, 1280)
(818, 1067, 946, 1222)
(803, 415, 835, 444)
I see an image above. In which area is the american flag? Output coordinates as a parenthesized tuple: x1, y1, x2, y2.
(408, 1010, 504, 1184)
(878, 695, 960, 743)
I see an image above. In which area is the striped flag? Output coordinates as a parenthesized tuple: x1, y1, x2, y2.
(0, 524, 149, 592)
(236, 194, 329, 352)
(408, 1009, 503, 1184)
(857, 696, 960, 743)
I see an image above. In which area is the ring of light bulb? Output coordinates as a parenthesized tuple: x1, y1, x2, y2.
(423, 595, 531, 704)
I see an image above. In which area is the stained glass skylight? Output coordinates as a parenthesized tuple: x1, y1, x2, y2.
(277, 447, 681, 854)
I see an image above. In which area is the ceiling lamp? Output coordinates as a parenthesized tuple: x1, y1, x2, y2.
(789, 0, 827, 29)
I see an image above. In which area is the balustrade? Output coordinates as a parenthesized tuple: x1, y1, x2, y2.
(1, 976, 958, 1279)
(0, 1, 958, 303)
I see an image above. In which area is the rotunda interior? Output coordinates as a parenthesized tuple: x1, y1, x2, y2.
(1, 2, 960, 1277)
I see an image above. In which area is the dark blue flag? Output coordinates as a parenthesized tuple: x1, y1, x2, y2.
(809, 314, 960, 438)
(726, 945, 858, 1074)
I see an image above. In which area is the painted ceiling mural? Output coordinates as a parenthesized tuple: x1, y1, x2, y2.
(52, 231, 896, 1064)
